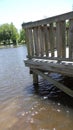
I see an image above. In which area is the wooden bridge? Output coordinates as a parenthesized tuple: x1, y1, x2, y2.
(22, 11, 73, 97)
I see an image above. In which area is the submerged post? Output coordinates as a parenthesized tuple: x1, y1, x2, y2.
(33, 72, 38, 85)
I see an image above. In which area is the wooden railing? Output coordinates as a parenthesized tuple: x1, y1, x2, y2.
(22, 12, 73, 62)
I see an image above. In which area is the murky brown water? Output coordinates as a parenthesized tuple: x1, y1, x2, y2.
(0, 46, 73, 130)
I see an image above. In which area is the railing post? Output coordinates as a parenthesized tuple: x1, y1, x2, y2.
(56, 21, 65, 58)
(44, 25, 49, 57)
(33, 27, 39, 56)
(25, 29, 31, 58)
(38, 26, 45, 57)
(69, 19, 73, 59)
(49, 23, 55, 57)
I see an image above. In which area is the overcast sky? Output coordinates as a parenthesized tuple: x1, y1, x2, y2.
(0, 0, 73, 30)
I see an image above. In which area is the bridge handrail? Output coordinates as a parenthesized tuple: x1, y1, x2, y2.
(22, 11, 73, 61)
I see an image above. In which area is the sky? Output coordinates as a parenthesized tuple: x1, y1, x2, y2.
(0, 0, 73, 30)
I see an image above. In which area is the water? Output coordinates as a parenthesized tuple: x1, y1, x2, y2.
(0, 46, 73, 130)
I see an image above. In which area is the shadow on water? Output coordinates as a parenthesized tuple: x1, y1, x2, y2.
(25, 72, 73, 109)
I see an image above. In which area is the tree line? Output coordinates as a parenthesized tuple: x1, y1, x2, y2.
(0, 23, 25, 46)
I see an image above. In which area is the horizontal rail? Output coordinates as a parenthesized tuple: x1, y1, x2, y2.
(27, 56, 73, 62)
(22, 11, 73, 28)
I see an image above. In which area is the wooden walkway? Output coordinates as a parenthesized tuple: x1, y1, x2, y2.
(22, 11, 73, 97)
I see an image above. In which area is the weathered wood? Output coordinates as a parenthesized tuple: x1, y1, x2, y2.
(33, 27, 39, 56)
(25, 29, 31, 58)
(53, 26, 56, 49)
(39, 26, 45, 57)
(38, 27, 41, 56)
(49, 23, 55, 57)
(66, 27, 69, 46)
(23, 12, 73, 98)
(56, 21, 65, 58)
(43, 25, 49, 57)
(27, 55, 73, 62)
(69, 19, 73, 59)
(32, 69, 73, 97)
(22, 11, 73, 28)
(24, 59, 73, 77)
(23, 12, 73, 61)
(28, 29, 34, 56)
(33, 72, 38, 84)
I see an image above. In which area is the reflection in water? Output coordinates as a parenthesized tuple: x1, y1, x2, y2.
(0, 46, 73, 130)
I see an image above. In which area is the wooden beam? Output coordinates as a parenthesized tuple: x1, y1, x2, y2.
(69, 19, 73, 59)
(27, 55, 73, 62)
(28, 28, 34, 56)
(56, 21, 66, 58)
(49, 23, 55, 57)
(22, 12, 73, 28)
(33, 72, 38, 85)
(39, 26, 45, 56)
(25, 29, 31, 58)
(33, 27, 39, 56)
(32, 69, 73, 97)
(24, 59, 73, 77)
(43, 25, 49, 57)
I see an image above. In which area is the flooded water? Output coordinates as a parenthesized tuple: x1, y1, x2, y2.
(0, 46, 73, 130)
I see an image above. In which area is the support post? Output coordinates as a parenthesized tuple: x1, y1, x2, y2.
(33, 72, 38, 85)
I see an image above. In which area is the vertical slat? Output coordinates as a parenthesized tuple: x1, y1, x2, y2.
(69, 19, 73, 59)
(66, 27, 69, 46)
(61, 21, 66, 58)
(56, 21, 65, 58)
(54, 27, 56, 49)
(44, 25, 49, 57)
(25, 29, 31, 58)
(39, 26, 45, 57)
(28, 28, 34, 57)
(47, 26, 51, 52)
(33, 27, 39, 56)
(49, 23, 55, 57)
(38, 27, 41, 56)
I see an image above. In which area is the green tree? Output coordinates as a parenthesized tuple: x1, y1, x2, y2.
(19, 29, 25, 44)
(0, 23, 11, 45)
(10, 23, 19, 45)
(0, 23, 19, 46)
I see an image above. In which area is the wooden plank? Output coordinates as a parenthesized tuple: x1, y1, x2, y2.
(33, 72, 38, 84)
(25, 29, 31, 58)
(32, 69, 73, 97)
(69, 19, 73, 59)
(38, 27, 41, 56)
(33, 27, 39, 56)
(66, 27, 69, 46)
(49, 23, 55, 57)
(47, 27, 50, 51)
(24, 60, 73, 77)
(56, 21, 66, 58)
(53, 27, 56, 49)
(38, 26, 45, 57)
(27, 55, 73, 62)
(22, 12, 73, 28)
(28, 28, 34, 56)
(44, 25, 49, 57)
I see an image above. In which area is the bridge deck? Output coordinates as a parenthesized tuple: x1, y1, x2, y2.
(25, 59, 73, 77)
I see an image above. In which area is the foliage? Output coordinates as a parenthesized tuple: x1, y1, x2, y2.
(0, 23, 19, 46)
(10, 23, 19, 45)
(19, 29, 26, 44)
